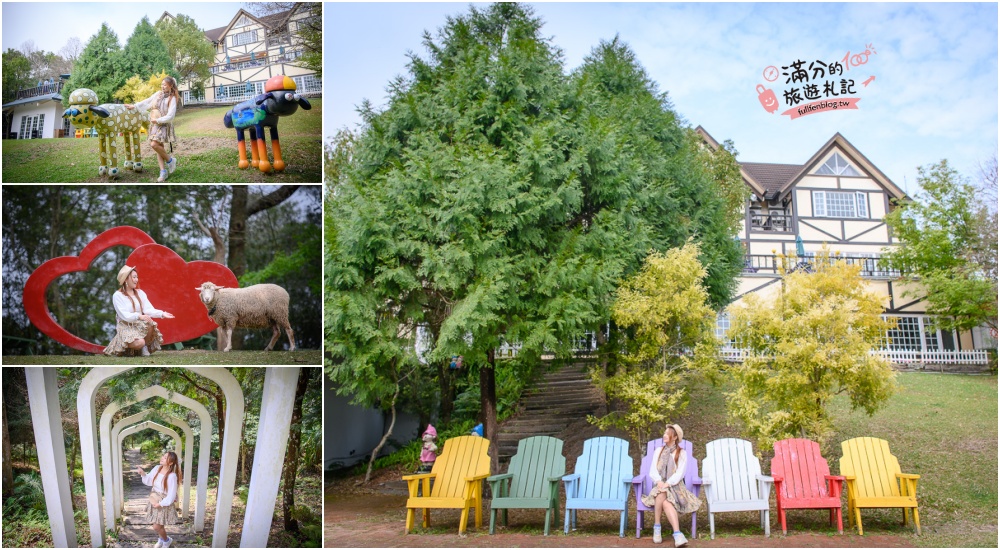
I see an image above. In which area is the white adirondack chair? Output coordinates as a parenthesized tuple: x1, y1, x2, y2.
(701, 438, 774, 539)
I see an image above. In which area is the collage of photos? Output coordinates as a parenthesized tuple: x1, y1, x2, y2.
(1, 1, 997, 550)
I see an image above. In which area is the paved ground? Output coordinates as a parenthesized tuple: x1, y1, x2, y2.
(111, 449, 209, 548)
(325, 490, 916, 548)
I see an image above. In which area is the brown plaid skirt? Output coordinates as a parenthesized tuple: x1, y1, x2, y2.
(103, 319, 163, 356)
(144, 489, 178, 525)
(641, 481, 702, 514)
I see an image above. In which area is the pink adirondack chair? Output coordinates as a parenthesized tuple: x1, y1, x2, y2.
(632, 439, 701, 538)
(771, 438, 845, 535)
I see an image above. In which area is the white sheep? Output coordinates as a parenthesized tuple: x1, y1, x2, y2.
(195, 282, 296, 352)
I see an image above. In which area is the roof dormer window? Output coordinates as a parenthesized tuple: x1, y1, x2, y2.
(816, 152, 861, 176)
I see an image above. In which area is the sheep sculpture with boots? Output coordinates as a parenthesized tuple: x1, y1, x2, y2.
(196, 281, 296, 352)
(62, 88, 149, 178)
(223, 74, 311, 174)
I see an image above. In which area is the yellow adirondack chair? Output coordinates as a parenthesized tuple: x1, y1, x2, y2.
(839, 437, 921, 535)
(402, 435, 491, 534)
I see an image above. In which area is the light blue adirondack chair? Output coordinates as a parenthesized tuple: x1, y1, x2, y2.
(633, 438, 701, 538)
(562, 436, 633, 537)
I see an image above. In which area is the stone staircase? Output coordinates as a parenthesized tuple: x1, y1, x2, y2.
(496, 362, 605, 462)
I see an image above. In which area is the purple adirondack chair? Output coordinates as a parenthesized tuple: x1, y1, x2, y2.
(632, 438, 701, 538)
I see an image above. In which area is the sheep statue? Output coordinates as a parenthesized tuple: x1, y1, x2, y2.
(223, 74, 311, 173)
(62, 88, 149, 178)
(196, 281, 296, 352)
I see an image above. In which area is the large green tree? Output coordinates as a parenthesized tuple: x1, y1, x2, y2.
(326, 4, 743, 474)
(154, 14, 215, 95)
(884, 160, 998, 332)
(2, 48, 33, 103)
(64, 23, 126, 106)
(120, 17, 175, 83)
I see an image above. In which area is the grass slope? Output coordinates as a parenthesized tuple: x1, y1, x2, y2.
(679, 372, 998, 547)
(2, 103, 322, 183)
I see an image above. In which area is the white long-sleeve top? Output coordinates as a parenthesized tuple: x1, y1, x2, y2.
(140, 465, 178, 507)
(649, 446, 688, 487)
(135, 91, 178, 124)
(113, 289, 165, 323)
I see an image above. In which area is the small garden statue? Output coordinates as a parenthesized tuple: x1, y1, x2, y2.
(223, 74, 311, 173)
(471, 423, 484, 437)
(62, 88, 149, 178)
(417, 424, 438, 473)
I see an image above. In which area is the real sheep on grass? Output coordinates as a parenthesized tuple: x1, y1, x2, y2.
(196, 282, 296, 351)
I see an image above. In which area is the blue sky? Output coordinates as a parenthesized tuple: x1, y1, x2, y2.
(327, 2, 999, 193)
(2, 2, 246, 54)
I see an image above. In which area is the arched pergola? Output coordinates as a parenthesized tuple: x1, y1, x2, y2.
(102, 386, 209, 530)
(112, 411, 193, 521)
(22, 367, 301, 548)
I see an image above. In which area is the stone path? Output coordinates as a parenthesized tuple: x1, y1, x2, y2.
(496, 362, 605, 462)
(112, 449, 206, 548)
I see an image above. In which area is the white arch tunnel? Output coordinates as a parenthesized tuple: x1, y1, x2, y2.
(102, 387, 209, 530)
(111, 411, 193, 522)
(25, 367, 301, 548)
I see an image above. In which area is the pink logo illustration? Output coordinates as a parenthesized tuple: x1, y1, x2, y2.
(756, 43, 877, 119)
(757, 85, 779, 113)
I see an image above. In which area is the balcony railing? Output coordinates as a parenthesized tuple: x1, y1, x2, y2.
(210, 51, 305, 74)
(750, 212, 793, 232)
(721, 347, 989, 366)
(14, 81, 65, 100)
(742, 254, 901, 278)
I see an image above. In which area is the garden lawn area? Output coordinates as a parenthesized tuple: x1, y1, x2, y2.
(326, 371, 997, 548)
(2, 103, 322, 183)
(680, 372, 998, 548)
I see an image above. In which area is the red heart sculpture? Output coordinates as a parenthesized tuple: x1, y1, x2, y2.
(23, 226, 239, 353)
(125, 243, 239, 344)
(24, 226, 156, 353)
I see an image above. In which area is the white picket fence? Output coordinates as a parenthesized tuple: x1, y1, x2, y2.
(720, 347, 989, 365)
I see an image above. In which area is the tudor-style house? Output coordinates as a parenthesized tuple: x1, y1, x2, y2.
(158, 4, 320, 105)
(697, 127, 994, 366)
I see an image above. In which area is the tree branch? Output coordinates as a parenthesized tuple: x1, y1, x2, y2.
(247, 186, 300, 217)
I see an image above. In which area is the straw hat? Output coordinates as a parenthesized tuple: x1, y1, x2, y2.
(116, 265, 136, 286)
(668, 424, 684, 443)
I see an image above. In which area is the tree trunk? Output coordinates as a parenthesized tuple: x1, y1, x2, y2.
(282, 367, 310, 532)
(68, 434, 79, 510)
(436, 361, 455, 427)
(481, 349, 499, 475)
(363, 382, 399, 484)
(227, 185, 300, 278)
(2, 399, 13, 497)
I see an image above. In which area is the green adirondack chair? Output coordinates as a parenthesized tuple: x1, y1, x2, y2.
(487, 436, 566, 535)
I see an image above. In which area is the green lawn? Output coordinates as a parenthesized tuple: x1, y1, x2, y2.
(2, 103, 322, 183)
(678, 372, 998, 547)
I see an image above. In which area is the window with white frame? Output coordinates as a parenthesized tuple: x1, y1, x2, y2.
(18, 114, 44, 139)
(816, 152, 862, 176)
(715, 312, 731, 341)
(233, 15, 253, 28)
(885, 316, 922, 351)
(232, 30, 258, 46)
(292, 74, 321, 94)
(812, 191, 868, 218)
(216, 81, 264, 101)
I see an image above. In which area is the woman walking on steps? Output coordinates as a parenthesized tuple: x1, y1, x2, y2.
(138, 451, 182, 548)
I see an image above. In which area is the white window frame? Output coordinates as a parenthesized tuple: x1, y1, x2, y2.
(882, 315, 958, 352)
(812, 190, 869, 219)
(816, 152, 862, 176)
(232, 30, 258, 47)
(292, 74, 321, 94)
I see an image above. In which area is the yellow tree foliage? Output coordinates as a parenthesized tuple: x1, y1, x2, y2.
(113, 70, 170, 104)
(719, 245, 897, 450)
(589, 243, 721, 446)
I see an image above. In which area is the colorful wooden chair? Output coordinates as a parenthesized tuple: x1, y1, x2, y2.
(633, 438, 701, 538)
(562, 436, 633, 537)
(487, 435, 565, 535)
(402, 435, 491, 534)
(771, 438, 845, 534)
(701, 438, 773, 539)
(839, 437, 920, 535)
